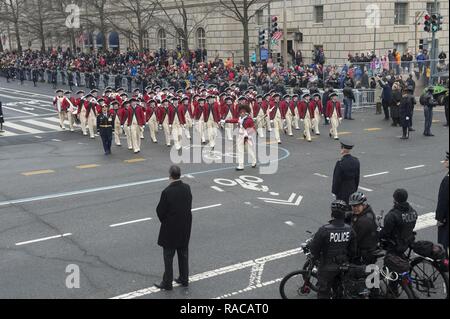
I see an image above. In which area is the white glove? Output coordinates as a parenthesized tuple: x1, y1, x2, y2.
(339, 118, 343, 121)
(158, 124, 163, 130)
(326, 117, 330, 121)
(220, 119, 226, 125)
(406, 117, 410, 120)
(169, 124, 172, 129)
(270, 120, 274, 124)
(300, 119, 304, 122)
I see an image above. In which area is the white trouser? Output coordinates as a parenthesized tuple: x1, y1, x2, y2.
(114, 118, 122, 145)
(172, 122, 183, 150)
(224, 112, 234, 141)
(87, 113, 96, 138)
(162, 119, 171, 146)
(303, 114, 312, 141)
(184, 113, 192, 139)
(273, 115, 283, 143)
(80, 110, 87, 135)
(256, 111, 266, 138)
(205, 119, 217, 148)
(237, 135, 256, 169)
(285, 110, 294, 136)
(330, 112, 340, 139)
(294, 108, 300, 129)
(147, 115, 158, 143)
(125, 124, 133, 149)
(312, 109, 321, 135)
(196, 116, 206, 143)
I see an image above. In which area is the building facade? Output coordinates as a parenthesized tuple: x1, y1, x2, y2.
(2, 0, 448, 65)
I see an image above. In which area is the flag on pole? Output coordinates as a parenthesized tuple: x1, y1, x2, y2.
(271, 31, 283, 41)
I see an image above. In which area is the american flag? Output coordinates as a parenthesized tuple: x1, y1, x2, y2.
(271, 31, 283, 41)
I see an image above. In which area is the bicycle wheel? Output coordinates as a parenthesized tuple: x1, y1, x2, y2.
(302, 259, 319, 292)
(279, 270, 316, 299)
(379, 273, 416, 299)
(410, 257, 449, 299)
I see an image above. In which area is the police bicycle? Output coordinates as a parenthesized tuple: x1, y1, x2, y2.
(279, 231, 371, 299)
(376, 212, 448, 299)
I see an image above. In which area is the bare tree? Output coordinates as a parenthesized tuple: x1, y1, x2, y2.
(154, 0, 211, 57)
(0, 0, 27, 52)
(81, 0, 109, 50)
(219, 0, 272, 67)
(107, 0, 158, 52)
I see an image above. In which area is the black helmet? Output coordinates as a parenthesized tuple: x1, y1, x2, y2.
(331, 200, 348, 212)
(348, 192, 367, 206)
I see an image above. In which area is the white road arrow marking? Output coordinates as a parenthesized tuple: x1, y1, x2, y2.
(258, 193, 303, 206)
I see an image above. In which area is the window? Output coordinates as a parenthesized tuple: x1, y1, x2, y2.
(394, 42, 407, 54)
(196, 28, 206, 50)
(143, 31, 150, 49)
(394, 3, 408, 25)
(256, 9, 264, 25)
(314, 5, 324, 23)
(158, 29, 166, 49)
(426, 2, 440, 14)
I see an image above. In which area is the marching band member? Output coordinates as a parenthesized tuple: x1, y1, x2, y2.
(310, 93, 323, 135)
(326, 92, 343, 140)
(75, 90, 88, 135)
(110, 100, 127, 146)
(53, 89, 67, 130)
(204, 95, 221, 150)
(220, 95, 237, 141)
(252, 94, 267, 138)
(145, 99, 159, 143)
(292, 94, 301, 130)
(126, 98, 146, 153)
(263, 93, 272, 132)
(281, 94, 294, 136)
(222, 104, 257, 171)
(81, 93, 98, 139)
(158, 98, 172, 147)
(267, 93, 283, 144)
(194, 97, 207, 144)
(181, 96, 192, 140)
(62, 90, 76, 131)
(298, 93, 313, 142)
(168, 97, 187, 151)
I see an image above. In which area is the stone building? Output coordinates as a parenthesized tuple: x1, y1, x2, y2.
(2, 0, 448, 65)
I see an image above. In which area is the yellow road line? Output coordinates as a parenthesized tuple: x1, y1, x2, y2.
(338, 132, 352, 135)
(21, 169, 55, 176)
(76, 164, 100, 169)
(432, 120, 441, 123)
(364, 128, 382, 132)
(124, 158, 147, 163)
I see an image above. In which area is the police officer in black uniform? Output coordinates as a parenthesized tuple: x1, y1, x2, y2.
(96, 101, 114, 155)
(0, 101, 4, 133)
(379, 189, 418, 256)
(309, 200, 357, 299)
(332, 141, 360, 205)
(348, 192, 379, 264)
(436, 152, 449, 256)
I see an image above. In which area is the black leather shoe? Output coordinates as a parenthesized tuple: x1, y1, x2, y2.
(154, 282, 173, 290)
(408, 127, 415, 132)
(175, 278, 189, 287)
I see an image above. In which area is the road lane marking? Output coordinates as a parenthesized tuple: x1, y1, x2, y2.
(0, 87, 54, 98)
(34, 136, 43, 139)
(404, 165, 426, 170)
(364, 128, 382, 132)
(124, 158, 146, 163)
(0, 147, 290, 207)
(51, 139, 61, 142)
(4, 122, 45, 134)
(110, 218, 153, 228)
(76, 164, 100, 169)
(21, 169, 55, 176)
(339, 132, 352, 135)
(285, 221, 295, 226)
(21, 119, 62, 131)
(314, 173, 329, 178)
(111, 247, 303, 299)
(15, 233, 72, 246)
(215, 278, 283, 299)
(0, 104, 38, 115)
(358, 186, 374, 192)
(192, 204, 222, 212)
(0, 131, 18, 136)
(363, 171, 389, 178)
(211, 186, 225, 192)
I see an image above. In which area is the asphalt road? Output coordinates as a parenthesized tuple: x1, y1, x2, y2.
(0, 77, 448, 299)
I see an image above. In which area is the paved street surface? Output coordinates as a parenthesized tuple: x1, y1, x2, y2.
(0, 78, 448, 299)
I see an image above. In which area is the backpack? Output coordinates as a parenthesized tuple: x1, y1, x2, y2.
(384, 253, 410, 273)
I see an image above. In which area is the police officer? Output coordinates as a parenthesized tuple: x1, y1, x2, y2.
(423, 86, 439, 137)
(379, 189, 418, 255)
(309, 200, 357, 299)
(348, 192, 379, 264)
(96, 102, 114, 155)
(436, 152, 449, 255)
(332, 141, 360, 205)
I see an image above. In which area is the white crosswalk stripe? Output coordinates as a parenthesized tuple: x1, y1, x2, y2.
(3, 122, 45, 134)
(21, 119, 62, 131)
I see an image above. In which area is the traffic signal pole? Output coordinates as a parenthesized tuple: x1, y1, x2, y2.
(430, 0, 438, 84)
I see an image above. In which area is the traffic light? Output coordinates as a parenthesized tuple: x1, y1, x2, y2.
(271, 16, 278, 36)
(436, 14, 444, 31)
(259, 30, 266, 46)
(424, 14, 431, 32)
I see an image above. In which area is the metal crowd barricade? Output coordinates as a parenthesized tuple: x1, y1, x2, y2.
(354, 89, 376, 110)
